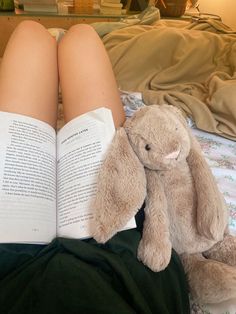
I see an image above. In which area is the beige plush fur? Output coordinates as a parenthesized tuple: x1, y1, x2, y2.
(92, 104, 236, 304)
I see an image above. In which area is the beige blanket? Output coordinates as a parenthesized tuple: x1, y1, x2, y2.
(103, 19, 236, 141)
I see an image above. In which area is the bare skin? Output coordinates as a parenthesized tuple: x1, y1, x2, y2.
(0, 21, 125, 128)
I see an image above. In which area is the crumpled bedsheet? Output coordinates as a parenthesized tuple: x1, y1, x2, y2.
(102, 18, 236, 141)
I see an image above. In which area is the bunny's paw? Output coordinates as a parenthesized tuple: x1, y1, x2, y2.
(93, 223, 113, 244)
(137, 239, 172, 272)
(197, 203, 226, 241)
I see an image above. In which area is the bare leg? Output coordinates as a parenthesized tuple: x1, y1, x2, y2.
(0, 21, 58, 128)
(58, 24, 125, 128)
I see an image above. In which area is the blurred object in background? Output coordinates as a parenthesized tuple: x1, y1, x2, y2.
(155, 0, 188, 17)
(14, 0, 58, 13)
(186, 0, 199, 10)
(187, 0, 199, 7)
(73, 0, 94, 14)
(57, 0, 73, 14)
(0, 0, 14, 11)
(100, 0, 124, 15)
(121, 0, 149, 12)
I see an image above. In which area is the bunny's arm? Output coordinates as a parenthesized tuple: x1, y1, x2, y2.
(137, 169, 172, 272)
(187, 135, 228, 241)
(92, 127, 147, 243)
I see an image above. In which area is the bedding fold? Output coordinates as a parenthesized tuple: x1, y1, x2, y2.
(103, 20, 236, 140)
(92, 6, 160, 37)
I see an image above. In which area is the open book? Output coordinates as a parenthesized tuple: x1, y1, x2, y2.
(0, 108, 136, 243)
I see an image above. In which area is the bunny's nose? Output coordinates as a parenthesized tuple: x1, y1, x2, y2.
(165, 149, 180, 159)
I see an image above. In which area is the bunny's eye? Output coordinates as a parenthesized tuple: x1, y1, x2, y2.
(175, 127, 178, 131)
(145, 144, 151, 151)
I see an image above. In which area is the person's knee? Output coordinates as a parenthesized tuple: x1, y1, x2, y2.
(14, 20, 45, 37)
(59, 24, 99, 52)
(68, 24, 96, 37)
(13, 20, 55, 48)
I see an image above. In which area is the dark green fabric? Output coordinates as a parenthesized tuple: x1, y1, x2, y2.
(0, 224, 190, 314)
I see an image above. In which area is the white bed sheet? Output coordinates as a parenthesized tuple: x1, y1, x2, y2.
(191, 128, 236, 236)
(190, 128, 236, 314)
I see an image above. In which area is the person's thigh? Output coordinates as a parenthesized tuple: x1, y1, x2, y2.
(58, 24, 125, 128)
(0, 20, 58, 128)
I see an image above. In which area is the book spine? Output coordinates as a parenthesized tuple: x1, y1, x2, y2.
(22, 0, 57, 4)
(102, 0, 121, 3)
(100, 7, 122, 14)
(23, 4, 58, 12)
(100, 0, 122, 8)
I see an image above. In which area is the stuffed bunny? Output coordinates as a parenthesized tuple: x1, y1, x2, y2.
(92, 104, 236, 304)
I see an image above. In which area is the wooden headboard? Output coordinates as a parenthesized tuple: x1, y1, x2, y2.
(0, 13, 120, 57)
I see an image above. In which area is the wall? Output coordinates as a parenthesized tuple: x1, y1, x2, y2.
(198, 0, 236, 30)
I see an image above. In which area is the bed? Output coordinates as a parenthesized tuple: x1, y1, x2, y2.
(99, 9, 236, 312)
(93, 8, 236, 313)
(0, 6, 236, 314)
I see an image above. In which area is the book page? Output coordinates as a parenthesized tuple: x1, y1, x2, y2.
(0, 112, 57, 243)
(57, 107, 136, 239)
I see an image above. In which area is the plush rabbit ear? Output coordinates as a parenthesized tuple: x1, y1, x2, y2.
(92, 127, 147, 243)
(187, 134, 228, 241)
(162, 105, 227, 240)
